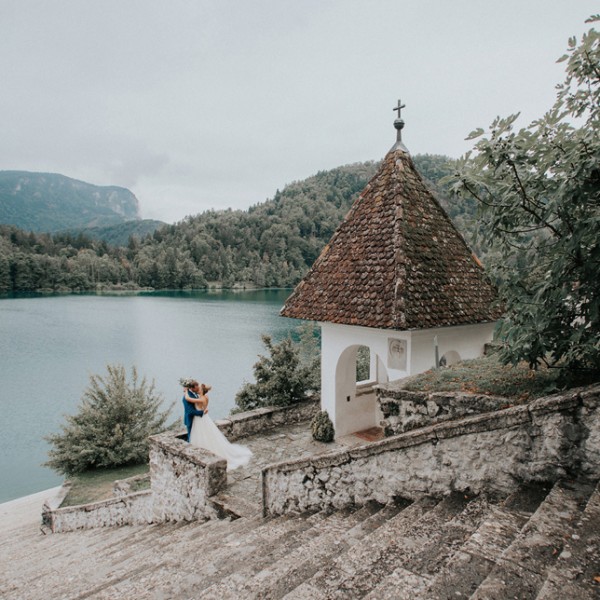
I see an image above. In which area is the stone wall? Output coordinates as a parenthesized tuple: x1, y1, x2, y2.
(262, 385, 600, 516)
(42, 398, 319, 532)
(215, 397, 319, 440)
(377, 387, 512, 435)
(42, 490, 153, 533)
(149, 431, 226, 522)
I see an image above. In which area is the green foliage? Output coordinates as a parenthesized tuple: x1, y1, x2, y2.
(311, 410, 335, 443)
(234, 334, 316, 412)
(74, 219, 166, 247)
(45, 364, 173, 476)
(449, 18, 600, 374)
(356, 345, 370, 381)
(296, 321, 321, 391)
(0, 156, 476, 293)
(399, 352, 599, 402)
(0, 171, 139, 233)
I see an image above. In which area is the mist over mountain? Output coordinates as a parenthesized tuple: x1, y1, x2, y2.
(0, 171, 140, 233)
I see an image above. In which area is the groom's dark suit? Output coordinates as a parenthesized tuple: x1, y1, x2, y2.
(183, 392, 204, 442)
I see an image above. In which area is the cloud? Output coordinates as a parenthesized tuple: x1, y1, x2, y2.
(1, 0, 597, 224)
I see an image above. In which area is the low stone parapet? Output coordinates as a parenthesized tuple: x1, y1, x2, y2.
(262, 385, 600, 516)
(113, 473, 151, 497)
(42, 490, 153, 533)
(216, 396, 319, 440)
(42, 398, 320, 532)
(149, 431, 226, 522)
(376, 387, 511, 435)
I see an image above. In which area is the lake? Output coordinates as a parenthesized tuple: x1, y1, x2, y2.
(0, 290, 300, 503)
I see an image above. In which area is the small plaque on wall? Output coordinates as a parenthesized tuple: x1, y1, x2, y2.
(387, 338, 407, 370)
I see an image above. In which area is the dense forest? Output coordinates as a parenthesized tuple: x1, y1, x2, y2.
(0, 154, 481, 293)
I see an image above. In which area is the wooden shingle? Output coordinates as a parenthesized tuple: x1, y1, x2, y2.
(281, 147, 501, 330)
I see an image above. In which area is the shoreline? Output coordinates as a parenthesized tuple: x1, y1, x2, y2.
(0, 487, 62, 532)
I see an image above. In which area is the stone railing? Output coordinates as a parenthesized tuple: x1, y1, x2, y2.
(149, 431, 226, 522)
(376, 388, 512, 435)
(42, 397, 319, 532)
(42, 490, 153, 533)
(215, 396, 319, 440)
(113, 472, 151, 497)
(262, 385, 600, 516)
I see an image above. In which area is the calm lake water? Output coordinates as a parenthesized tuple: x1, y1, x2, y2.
(0, 290, 299, 503)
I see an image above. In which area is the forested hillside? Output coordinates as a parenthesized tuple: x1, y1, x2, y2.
(0, 154, 480, 293)
(74, 219, 166, 247)
(0, 171, 140, 232)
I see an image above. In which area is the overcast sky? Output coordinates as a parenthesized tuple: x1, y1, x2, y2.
(1, 1, 596, 223)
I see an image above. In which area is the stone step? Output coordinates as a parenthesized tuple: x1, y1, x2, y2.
(90, 508, 338, 599)
(470, 479, 597, 600)
(535, 479, 600, 600)
(15, 516, 244, 600)
(412, 482, 551, 599)
(62, 517, 267, 598)
(175, 512, 266, 553)
(210, 499, 412, 600)
(182, 503, 384, 599)
(24, 521, 211, 600)
(358, 493, 493, 600)
(210, 491, 262, 519)
(0, 523, 148, 597)
(283, 494, 446, 599)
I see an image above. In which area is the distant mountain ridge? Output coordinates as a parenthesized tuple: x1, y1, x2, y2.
(0, 155, 474, 293)
(0, 171, 141, 233)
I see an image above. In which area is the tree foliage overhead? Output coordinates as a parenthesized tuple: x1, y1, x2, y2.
(45, 364, 173, 476)
(450, 17, 600, 374)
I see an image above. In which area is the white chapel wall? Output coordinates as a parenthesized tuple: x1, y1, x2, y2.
(320, 320, 496, 438)
(321, 322, 411, 437)
(409, 322, 496, 375)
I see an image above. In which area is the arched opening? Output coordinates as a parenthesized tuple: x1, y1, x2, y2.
(440, 350, 461, 367)
(334, 344, 385, 437)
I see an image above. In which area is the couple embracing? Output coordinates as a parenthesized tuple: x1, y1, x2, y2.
(180, 378, 252, 471)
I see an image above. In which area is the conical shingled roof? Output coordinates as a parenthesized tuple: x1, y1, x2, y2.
(280, 147, 502, 330)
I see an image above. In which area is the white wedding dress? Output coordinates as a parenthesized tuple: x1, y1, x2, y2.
(189, 414, 252, 470)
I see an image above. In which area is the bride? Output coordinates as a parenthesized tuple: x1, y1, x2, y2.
(183, 380, 252, 471)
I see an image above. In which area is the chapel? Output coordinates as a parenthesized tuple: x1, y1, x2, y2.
(281, 101, 503, 437)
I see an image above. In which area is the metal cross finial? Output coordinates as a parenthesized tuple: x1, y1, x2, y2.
(392, 99, 406, 145)
(393, 99, 406, 119)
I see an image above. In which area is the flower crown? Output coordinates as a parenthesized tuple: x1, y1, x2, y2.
(179, 377, 195, 388)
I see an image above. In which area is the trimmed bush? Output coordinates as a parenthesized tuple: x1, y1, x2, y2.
(311, 410, 334, 443)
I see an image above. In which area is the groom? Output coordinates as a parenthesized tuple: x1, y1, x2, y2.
(182, 380, 204, 442)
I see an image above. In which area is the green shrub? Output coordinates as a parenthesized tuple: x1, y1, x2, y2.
(234, 334, 315, 412)
(45, 364, 173, 476)
(311, 410, 335, 443)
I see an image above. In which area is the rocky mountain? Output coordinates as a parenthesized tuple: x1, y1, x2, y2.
(0, 171, 140, 233)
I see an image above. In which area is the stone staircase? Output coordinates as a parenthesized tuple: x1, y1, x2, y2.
(2, 479, 599, 599)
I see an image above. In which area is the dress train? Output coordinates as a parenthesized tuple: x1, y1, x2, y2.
(189, 414, 252, 470)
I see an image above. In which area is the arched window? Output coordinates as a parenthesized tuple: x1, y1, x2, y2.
(356, 345, 370, 382)
(440, 350, 461, 367)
